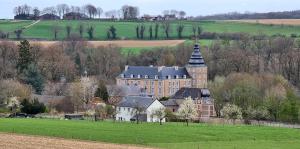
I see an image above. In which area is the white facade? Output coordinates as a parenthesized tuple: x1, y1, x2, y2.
(116, 100, 166, 123)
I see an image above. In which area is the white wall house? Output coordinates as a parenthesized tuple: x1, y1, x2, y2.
(116, 96, 166, 123)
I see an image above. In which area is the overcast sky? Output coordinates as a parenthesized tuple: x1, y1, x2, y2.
(1, 0, 300, 19)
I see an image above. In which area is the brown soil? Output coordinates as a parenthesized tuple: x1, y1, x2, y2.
(22, 40, 185, 48)
(0, 133, 154, 149)
(227, 19, 300, 25)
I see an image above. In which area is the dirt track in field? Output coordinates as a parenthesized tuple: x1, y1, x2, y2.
(0, 133, 153, 149)
(227, 19, 300, 25)
(23, 40, 185, 48)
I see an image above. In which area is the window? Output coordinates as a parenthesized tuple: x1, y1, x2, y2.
(155, 75, 158, 79)
(118, 107, 121, 111)
(137, 74, 141, 78)
(145, 75, 148, 79)
(183, 75, 186, 79)
(128, 108, 130, 112)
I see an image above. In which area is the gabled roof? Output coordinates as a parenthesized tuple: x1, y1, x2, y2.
(117, 96, 155, 109)
(171, 88, 211, 99)
(119, 66, 190, 79)
(188, 44, 206, 67)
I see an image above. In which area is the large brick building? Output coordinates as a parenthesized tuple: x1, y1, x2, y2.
(116, 44, 207, 98)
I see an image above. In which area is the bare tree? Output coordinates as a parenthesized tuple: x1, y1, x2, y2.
(33, 7, 40, 20)
(105, 10, 117, 19)
(121, 5, 139, 19)
(56, 4, 69, 19)
(152, 107, 166, 125)
(131, 101, 145, 124)
(179, 11, 186, 19)
(96, 7, 103, 19)
(84, 4, 97, 19)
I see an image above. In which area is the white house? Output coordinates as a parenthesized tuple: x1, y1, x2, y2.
(116, 96, 166, 123)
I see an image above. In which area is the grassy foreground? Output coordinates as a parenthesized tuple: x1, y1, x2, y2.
(1, 20, 300, 40)
(0, 118, 299, 149)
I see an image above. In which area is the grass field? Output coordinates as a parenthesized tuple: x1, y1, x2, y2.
(228, 19, 300, 25)
(0, 118, 300, 149)
(1, 20, 300, 40)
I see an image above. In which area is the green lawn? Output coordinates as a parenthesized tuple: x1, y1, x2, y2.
(0, 118, 299, 149)
(1, 20, 300, 40)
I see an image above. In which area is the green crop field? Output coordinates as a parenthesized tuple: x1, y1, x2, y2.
(1, 20, 300, 40)
(0, 118, 300, 149)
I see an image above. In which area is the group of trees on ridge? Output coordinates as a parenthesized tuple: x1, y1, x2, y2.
(13, 4, 187, 20)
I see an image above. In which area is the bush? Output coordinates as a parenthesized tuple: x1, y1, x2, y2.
(221, 104, 243, 122)
(20, 98, 46, 115)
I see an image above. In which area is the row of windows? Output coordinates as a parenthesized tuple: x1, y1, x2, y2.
(121, 74, 187, 79)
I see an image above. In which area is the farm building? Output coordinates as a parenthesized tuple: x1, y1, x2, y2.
(116, 96, 166, 122)
(162, 88, 216, 119)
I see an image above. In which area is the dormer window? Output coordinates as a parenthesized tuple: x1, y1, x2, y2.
(145, 75, 148, 79)
(183, 75, 187, 79)
(137, 74, 141, 78)
(168, 75, 171, 79)
(176, 75, 179, 79)
(130, 74, 134, 78)
(121, 74, 125, 78)
(155, 75, 158, 79)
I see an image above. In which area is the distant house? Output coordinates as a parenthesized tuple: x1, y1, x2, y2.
(39, 14, 60, 20)
(164, 14, 177, 20)
(116, 96, 166, 122)
(162, 88, 215, 118)
(63, 12, 88, 20)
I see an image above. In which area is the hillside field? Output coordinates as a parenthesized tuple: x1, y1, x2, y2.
(0, 118, 300, 149)
(228, 19, 300, 25)
(1, 20, 300, 40)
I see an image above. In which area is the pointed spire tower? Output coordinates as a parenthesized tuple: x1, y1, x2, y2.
(186, 44, 208, 88)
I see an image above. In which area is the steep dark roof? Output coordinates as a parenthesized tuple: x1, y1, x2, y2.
(161, 99, 179, 106)
(119, 66, 190, 79)
(188, 44, 206, 67)
(117, 96, 155, 109)
(171, 88, 211, 99)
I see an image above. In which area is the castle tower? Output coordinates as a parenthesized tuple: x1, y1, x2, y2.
(186, 44, 208, 88)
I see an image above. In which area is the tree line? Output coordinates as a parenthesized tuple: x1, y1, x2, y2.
(196, 10, 300, 20)
(1, 36, 300, 123)
(13, 4, 187, 20)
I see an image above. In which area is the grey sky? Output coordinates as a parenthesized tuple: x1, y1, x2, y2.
(1, 0, 300, 19)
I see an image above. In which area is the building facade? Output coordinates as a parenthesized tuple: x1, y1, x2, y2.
(116, 96, 166, 122)
(116, 44, 207, 98)
(162, 88, 215, 118)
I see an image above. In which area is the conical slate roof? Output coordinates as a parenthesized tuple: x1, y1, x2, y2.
(188, 44, 205, 66)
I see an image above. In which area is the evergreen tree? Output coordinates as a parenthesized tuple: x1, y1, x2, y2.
(149, 25, 153, 39)
(22, 64, 44, 94)
(136, 26, 139, 39)
(16, 40, 33, 74)
(75, 52, 82, 75)
(94, 80, 109, 102)
(109, 25, 117, 39)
